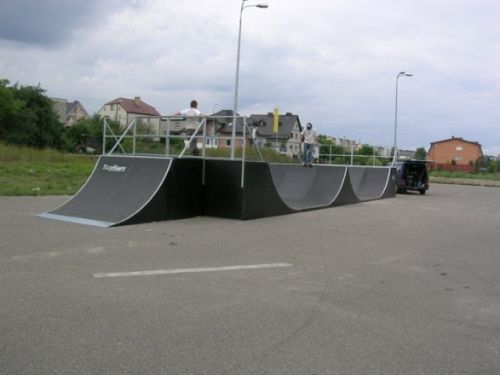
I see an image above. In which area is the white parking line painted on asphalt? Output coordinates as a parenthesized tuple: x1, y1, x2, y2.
(92, 263, 293, 278)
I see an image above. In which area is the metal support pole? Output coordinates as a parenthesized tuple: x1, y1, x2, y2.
(393, 71, 413, 164)
(231, 1, 268, 159)
(231, 3, 244, 160)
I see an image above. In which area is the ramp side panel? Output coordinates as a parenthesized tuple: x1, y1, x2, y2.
(203, 160, 293, 220)
(118, 158, 204, 226)
(382, 167, 397, 198)
(268, 164, 347, 210)
(203, 160, 245, 219)
(241, 162, 294, 219)
(46, 156, 172, 224)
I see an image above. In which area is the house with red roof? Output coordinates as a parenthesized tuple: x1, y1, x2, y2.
(98, 97, 161, 129)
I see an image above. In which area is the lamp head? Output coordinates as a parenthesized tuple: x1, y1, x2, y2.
(398, 71, 413, 77)
(257, 4, 268, 8)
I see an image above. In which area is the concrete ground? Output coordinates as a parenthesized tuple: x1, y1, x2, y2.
(1, 183, 499, 375)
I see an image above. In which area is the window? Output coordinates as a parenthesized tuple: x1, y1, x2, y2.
(226, 139, 231, 146)
(455, 156, 463, 161)
(110, 104, 114, 111)
(456, 146, 463, 151)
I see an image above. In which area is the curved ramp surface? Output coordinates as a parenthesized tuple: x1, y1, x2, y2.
(269, 164, 347, 210)
(348, 166, 393, 200)
(204, 161, 396, 220)
(39, 156, 203, 227)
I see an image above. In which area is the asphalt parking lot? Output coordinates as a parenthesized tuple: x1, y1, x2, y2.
(1, 183, 499, 375)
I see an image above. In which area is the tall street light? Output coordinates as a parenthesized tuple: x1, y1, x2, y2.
(231, 0, 268, 159)
(393, 71, 413, 164)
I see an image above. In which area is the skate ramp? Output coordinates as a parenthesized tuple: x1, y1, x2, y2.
(39, 156, 202, 227)
(39, 157, 396, 225)
(204, 161, 395, 220)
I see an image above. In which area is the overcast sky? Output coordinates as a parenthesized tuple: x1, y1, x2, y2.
(1, 0, 499, 154)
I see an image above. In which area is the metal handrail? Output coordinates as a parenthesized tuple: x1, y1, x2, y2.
(107, 119, 136, 155)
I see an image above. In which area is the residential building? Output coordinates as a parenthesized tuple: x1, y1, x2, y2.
(398, 149, 416, 160)
(215, 111, 303, 157)
(331, 136, 361, 151)
(427, 136, 483, 171)
(51, 98, 89, 127)
(98, 97, 161, 131)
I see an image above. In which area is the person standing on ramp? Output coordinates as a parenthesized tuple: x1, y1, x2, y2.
(175, 100, 204, 155)
(301, 122, 318, 167)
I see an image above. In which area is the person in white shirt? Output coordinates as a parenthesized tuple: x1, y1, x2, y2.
(175, 100, 203, 155)
(301, 122, 318, 167)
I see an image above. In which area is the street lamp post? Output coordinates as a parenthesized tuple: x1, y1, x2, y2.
(231, 0, 268, 159)
(393, 71, 413, 164)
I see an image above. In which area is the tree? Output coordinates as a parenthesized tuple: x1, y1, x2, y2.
(0, 79, 23, 141)
(317, 134, 344, 163)
(354, 144, 376, 165)
(0, 79, 64, 148)
(63, 114, 121, 153)
(415, 147, 427, 160)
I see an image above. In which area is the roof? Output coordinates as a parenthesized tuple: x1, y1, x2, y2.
(217, 112, 301, 137)
(106, 97, 160, 116)
(51, 98, 88, 122)
(430, 136, 482, 147)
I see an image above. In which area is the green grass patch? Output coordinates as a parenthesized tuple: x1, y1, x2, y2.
(0, 143, 96, 196)
(430, 170, 500, 181)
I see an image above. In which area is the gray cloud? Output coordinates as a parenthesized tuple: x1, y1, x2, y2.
(1, 0, 500, 154)
(0, 0, 133, 45)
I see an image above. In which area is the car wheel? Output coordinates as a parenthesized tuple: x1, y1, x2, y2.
(419, 190, 426, 195)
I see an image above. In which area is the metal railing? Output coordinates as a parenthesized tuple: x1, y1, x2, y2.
(102, 115, 265, 187)
(102, 116, 395, 185)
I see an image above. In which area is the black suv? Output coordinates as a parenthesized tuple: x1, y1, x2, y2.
(389, 160, 430, 195)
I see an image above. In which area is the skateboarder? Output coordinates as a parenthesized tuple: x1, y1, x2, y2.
(301, 122, 318, 167)
(175, 100, 203, 155)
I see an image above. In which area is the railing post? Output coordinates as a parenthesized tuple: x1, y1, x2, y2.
(241, 117, 247, 188)
(132, 120, 137, 155)
(202, 117, 207, 159)
(351, 145, 354, 165)
(165, 117, 170, 156)
(202, 117, 207, 185)
(102, 118, 107, 155)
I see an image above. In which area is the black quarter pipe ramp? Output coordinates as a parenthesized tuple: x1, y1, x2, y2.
(39, 155, 203, 227)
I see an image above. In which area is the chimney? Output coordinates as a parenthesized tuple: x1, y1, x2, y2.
(134, 96, 141, 106)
